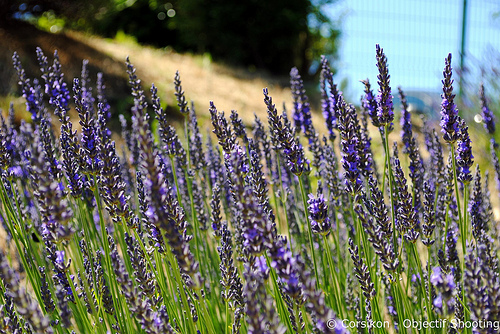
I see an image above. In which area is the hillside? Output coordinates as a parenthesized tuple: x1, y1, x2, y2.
(0, 20, 296, 128)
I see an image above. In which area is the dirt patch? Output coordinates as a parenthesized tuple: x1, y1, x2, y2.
(0, 19, 302, 131)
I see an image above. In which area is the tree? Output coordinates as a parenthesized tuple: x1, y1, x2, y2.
(1, 0, 108, 28)
(171, 0, 340, 76)
(2, 0, 341, 77)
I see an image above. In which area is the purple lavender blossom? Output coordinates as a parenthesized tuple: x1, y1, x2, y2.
(80, 59, 96, 116)
(210, 101, 236, 153)
(244, 258, 286, 334)
(28, 136, 74, 242)
(348, 238, 375, 300)
(55, 251, 65, 266)
(320, 56, 339, 142)
(188, 102, 205, 170)
(96, 72, 111, 122)
(440, 54, 460, 144)
(294, 254, 344, 334)
(39, 266, 55, 314)
(73, 78, 100, 178)
(217, 222, 244, 309)
(290, 67, 312, 136)
(356, 202, 398, 272)
(252, 114, 275, 182)
(98, 121, 135, 227)
(127, 59, 201, 287)
(13, 52, 45, 123)
(0, 126, 11, 171)
(151, 83, 187, 162)
(392, 149, 419, 242)
(456, 119, 474, 184)
(249, 139, 276, 227)
(264, 88, 310, 176)
(174, 70, 189, 115)
(0, 251, 53, 333)
(357, 119, 375, 178)
(230, 109, 248, 144)
(430, 266, 456, 314)
(37, 48, 71, 110)
(110, 242, 167, 332)
(375, 45, 394, 128)
(307, 193, 331, 236)
(57, 116, 84, 198)
(421, 181, 436, 246)
(124, 233, 161, 309)
(464, 244, 500, 327)
(361, 78, 380, 128)
(480, 84, 495, 135)
(337, 97, 363, 195)
(96, 74, 112, 143)
(469, 166, 486, 238)
(398, 87, 412, 153)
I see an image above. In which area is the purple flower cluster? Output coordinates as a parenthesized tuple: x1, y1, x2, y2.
(375, 44, 394, 128)
(361, 78, 380, 128)
(174, 70, 189, 115)
(480, 84, 495, 135)
(290, 67, 313, 137)
(320, 56, 340, 142)
(0, 251, 53, 333)
(337, 97, 362, 195)
(3, 45, 500, 334)
(392, 149, 419, 242)
(440, 54, 460, 144)
(307, 193, 331, 236)
(264, 88, 310, 176)
(456, 119, 474, 184)
(126, 59, 202, 287)
(398, 87, 412, 152)
(37, 48, 71, 110)
(13, 52, 47, 123)
(430, 266, 456, 314)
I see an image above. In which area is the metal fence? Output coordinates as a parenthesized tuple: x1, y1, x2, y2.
(332, 0, 500, 102)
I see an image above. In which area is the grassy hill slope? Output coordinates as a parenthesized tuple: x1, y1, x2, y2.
(0, 20, 294, 128)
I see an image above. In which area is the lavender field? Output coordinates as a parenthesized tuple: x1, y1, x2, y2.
(0, 44, 498, 334)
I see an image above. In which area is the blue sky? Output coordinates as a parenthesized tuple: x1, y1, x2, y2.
(328, 0, 500, 101)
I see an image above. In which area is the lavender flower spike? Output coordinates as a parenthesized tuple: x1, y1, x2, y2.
(290, 67, 312, 136)
(375, 44, 394, 128)
(13, 52, 44, 123)
(320, 56, 338, 142)
(337, 97, 362, 196)
(361, 78, 380, 128)
(440, 53, 460, 144)
(456, 119, 473, 184)
(174, 70, 189, 115)
(307, 193, 331, 236)
(73, 78, 100, 177)
(430, 266, 456, 315)
(127, 59, 201, 287)
(399, 87, 412, 153)
(480, 84, 495, 135)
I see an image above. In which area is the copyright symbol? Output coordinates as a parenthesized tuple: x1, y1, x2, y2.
(327, 319, 337, 329)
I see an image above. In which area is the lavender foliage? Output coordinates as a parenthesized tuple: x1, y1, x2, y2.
(1, 46, 499, 334)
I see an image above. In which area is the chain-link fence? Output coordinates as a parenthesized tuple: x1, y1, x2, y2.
(332, 0, 500, 103)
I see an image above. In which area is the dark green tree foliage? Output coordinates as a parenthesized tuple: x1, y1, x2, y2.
(1, 0, 108, 28)
(174, 0, 311, 74)
(4, 0, 340, 76)
(173, 0, 340, 75)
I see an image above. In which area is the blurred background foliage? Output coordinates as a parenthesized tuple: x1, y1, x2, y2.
(2, 0, 341, 78)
